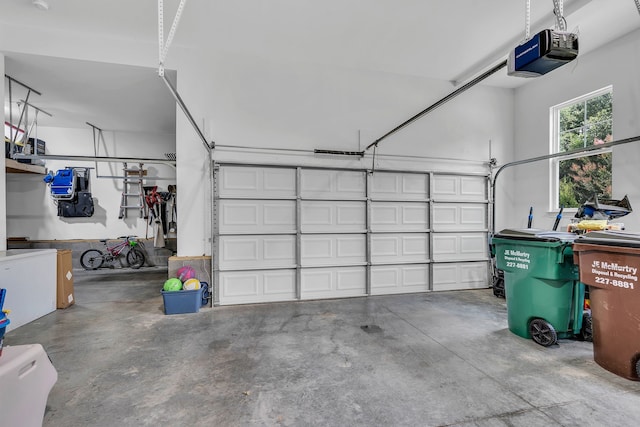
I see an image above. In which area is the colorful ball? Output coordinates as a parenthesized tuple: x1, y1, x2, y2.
(182, 278, 201, 291)
(163, 278, 183, 292)
(177, 266, 196, 282)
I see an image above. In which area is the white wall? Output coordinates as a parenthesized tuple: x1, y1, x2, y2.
(1, 53, 6, 250)
(5, 126, 175, 240)
(513, 28, 640, 232)
(173, 49, 515, 255)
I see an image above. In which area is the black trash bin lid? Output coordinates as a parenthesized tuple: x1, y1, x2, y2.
(575, 230, 640, 248)
(493, 228, 578, 243)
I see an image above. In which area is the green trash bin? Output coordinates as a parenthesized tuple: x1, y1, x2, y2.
(492, 229, 588, 346)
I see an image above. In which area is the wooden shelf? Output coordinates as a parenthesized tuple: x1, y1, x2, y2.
(5, 158, 47, 174)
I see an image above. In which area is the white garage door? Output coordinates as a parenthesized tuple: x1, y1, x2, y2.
(215, 165, 488, 305)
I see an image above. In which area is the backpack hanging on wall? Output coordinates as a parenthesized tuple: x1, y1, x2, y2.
(57, 192, 95, 218)
(46, 167, 95, 218)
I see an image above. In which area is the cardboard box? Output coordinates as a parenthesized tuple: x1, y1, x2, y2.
(56, 250, 75, 309)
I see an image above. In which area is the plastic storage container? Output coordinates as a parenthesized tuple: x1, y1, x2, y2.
(161, 287, 204, 315)
(0, 344, 58, 427)
(493, 229, 587, 346)
(573, 230, 640, 380)
(0, 288, 9, 356)
(0, 316, 9, 357)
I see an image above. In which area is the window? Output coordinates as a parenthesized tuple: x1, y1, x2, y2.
(550, 86, 612, 209)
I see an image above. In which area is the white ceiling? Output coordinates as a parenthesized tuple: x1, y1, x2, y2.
(4, 54, 177, 134)
(2, 0, 640, 133)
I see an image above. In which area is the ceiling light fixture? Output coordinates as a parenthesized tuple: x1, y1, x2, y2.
(32, 0, 49, 11)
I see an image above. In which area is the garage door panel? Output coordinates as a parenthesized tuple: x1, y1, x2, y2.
(370, 265, 429, 295)
(264, 204, 296, 226)
(404, 205, 428, 225)
(263, 238, 297, 261)
(300, 170, 365, 199)
(432, 233, 487, 262)
(460, 206, 486, 226)
(432, 175, 486, 201)
(221, 203, 257, 226)
(301, 201, 365, 232)
(219, 200, 296, 233)
(219, 167, 296, 198)
(221, 238, 258, 263)
(370, 172, 428, 201)
(370, 204, 398, 226)
(219, 270, 296, 305)
(432, 204, 486, 231)
(264, 272, 297, 295)
(222, 272, 258, 297)
(371, 235, 398, 257)
(337, 204, 365, 226)
(301, 234, 366, 266)
(370, 202, 428, 232)
(432, 262, 488, 291)
(301, 267, 366, 299)
(460, 176, 487, 199)
(371, 234, 429, 263)
(219, 236, 296, 269)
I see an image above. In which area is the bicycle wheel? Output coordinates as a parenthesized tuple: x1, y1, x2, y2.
(80, 249, 104, 270)
(126, 248, 146, 269)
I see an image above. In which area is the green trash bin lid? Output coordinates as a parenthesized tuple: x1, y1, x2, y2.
(493, 228, 578, 243)
(575, 230, 640, 248)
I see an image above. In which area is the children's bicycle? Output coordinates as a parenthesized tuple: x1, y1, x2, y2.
(80, 236, 146, 270)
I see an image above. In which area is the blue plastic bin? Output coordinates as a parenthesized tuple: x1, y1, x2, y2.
(161, 287, 204, 315)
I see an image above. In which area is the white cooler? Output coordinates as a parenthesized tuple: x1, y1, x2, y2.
(0, 344, 58, 427)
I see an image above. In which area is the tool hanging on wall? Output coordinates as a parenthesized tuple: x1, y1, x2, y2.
(527, 207, 534, 228)
(552, 206, 564, 231)
(144, 186, 166, 248)
(167, 184, 177, 238)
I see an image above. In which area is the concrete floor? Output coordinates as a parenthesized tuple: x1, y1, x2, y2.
(5, 269, 640, 426)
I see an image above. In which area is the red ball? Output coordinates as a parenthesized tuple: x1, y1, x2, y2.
(176, 266, 196, 282)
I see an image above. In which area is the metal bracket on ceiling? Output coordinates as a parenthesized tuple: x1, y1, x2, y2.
(5, 75, 41, 145)
(552, 0, 567, 31)
(157, 0, 187, 78)
(156, 0, 214, 152)
(87, 122, 106, 177)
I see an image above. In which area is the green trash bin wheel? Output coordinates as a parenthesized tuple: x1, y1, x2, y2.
(529, 318, 558, 347)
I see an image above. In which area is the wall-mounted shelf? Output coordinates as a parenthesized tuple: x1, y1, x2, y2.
(5, 158, 47, 174)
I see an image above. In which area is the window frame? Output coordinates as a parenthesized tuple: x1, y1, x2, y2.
(549, 85, 613, 211)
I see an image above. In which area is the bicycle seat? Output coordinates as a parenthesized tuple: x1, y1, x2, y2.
(99, 239, 109, 244)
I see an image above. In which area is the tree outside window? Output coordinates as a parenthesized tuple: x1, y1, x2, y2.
(553, 88, 612, 209)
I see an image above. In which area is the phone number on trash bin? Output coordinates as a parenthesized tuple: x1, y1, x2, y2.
(506, 262, 529, 270)
(595, 277, 635, 289)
